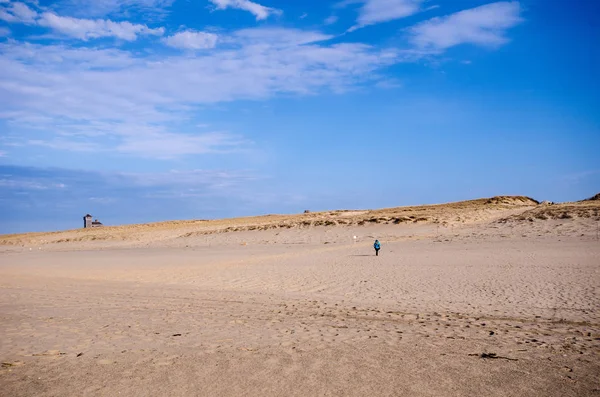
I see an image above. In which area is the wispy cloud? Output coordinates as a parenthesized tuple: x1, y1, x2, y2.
(27, 139, 100, 152)
(231, 27, 333, 46)
(209, 0, 281, 21)
(0, 165, 257, 195)
(115, 130, 250, 159)
(0, 2, 165, 41)
(56, 0, 175, 18)
(37, 12, 165, 40)
(324, 15, 338, 25)
(0, 164, 276, 232)
(10, 119, 251, 159)
(0, 3, 526, 163)
(0, 27, 400, 158)
(409, 1, 523, 49)
(122, 168, 259, 189)
(375, 78, 402, 89)
(163, 30, 218, 50)
(0, 2, 38, 24)
(0, 26, 10, 36)
(359, 0, 423, 25)
(88, 196, 117, 204)
(0, 178, 67, 190)
(345, 0, 424, 31)
(0, 42, 137, 69)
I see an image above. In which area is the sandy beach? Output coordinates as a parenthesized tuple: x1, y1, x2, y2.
(1, 197, 599, 396)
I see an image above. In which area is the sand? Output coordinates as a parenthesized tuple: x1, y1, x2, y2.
(1, 197, 599, 396)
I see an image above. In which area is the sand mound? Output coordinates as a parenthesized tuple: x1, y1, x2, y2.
(484, 196, 539, 205)
(0, 195, 541, 248)
(497, 200, 600, 223)
(583, 193, 600, 201)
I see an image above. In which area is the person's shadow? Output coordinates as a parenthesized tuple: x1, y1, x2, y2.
(350, 254, 373, 257)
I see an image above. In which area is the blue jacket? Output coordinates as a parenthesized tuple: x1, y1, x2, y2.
(374, 240, 381, 249)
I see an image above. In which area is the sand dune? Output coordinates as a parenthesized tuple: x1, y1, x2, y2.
(0, 195, 542, 249)
(1, 195, 599, 396)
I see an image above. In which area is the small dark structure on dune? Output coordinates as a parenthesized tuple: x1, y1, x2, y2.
(83, 214, 103, 228)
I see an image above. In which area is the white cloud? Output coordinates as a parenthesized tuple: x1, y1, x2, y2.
(0, 28, 397, 116)
(57, 0, 175, 18)
(375, 78, 402, 89)
(346, 0, 423, 31)
(0, 26, 10, 36)
(23, 127, 247, 159)
(209, 0, 281, 21)
(0, 42, 137, 69)
(88, 196, 116, 204)
(0, 166, 279, 227)
(324, 15, 338, 25)
(27, 139, 100, 152)
(163, 30, 218, 50)
(37, 12, 165, 41)
(116, 131, 248, 159)
(121, 169, 257, 188)
(232, 27, 333, 46)
(360, 0, 423, 24)
(0, 2, 165, 41)
(0, 178, 64, 190)
(409, 1, 523, 49)
(0, 27, 405, 158)
(0, 2, 38, 24)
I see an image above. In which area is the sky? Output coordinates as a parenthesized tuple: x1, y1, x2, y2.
(0, 0, 598, 234)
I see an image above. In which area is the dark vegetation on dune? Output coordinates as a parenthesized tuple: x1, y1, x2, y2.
(582, 193, 600, 201)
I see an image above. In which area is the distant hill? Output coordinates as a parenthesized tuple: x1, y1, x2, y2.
(1, 195, 598, 248)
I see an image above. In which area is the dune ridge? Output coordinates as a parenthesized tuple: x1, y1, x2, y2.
(2, 194, 598, 250)
(0, 195, 546, 247)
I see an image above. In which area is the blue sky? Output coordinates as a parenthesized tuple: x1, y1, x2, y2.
(0, 0, 598, 233)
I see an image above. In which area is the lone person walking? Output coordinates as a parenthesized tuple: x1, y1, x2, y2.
(374, 239, 381, 256)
